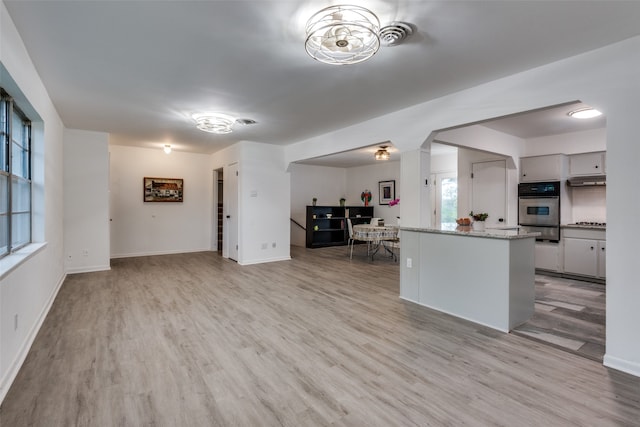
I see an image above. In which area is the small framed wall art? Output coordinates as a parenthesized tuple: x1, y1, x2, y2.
(379, 180, 395, 205)
(144, 177, 184, 202)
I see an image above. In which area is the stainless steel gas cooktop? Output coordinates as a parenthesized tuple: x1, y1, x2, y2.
(569, 221, 606, 227)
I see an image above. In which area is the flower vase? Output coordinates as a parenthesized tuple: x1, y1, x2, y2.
(472, 221, 485, 231)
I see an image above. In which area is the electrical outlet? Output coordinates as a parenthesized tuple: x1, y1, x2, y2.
(272, 242, 276, 248)
(261, 243, 268, 250)
(82, 249, 89, 257)
(406, 258, 412, 268)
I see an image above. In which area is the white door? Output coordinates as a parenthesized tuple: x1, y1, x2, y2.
(212, 170, 219, 251)
(227, 163, 239, 261)
(430, 172, 458, 228)
(472, 160, 506, 226)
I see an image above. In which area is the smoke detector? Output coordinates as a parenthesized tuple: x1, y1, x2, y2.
(379, 22, 413, 47)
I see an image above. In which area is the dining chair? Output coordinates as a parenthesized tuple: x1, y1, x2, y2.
(347, 218, 366, 259)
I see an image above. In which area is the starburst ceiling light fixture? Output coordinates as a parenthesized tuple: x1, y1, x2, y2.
(568, 107, 603, 119)
(305, 5, 381, 65)
(192, 113, 236, 134)
(375, 146, 390, 160)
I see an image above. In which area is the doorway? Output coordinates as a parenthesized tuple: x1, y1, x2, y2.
(430, 172, 458, 228)
(214, 168, 223, 253)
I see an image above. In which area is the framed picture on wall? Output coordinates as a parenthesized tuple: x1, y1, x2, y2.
(379, 180, 395, 205)
(144, 177, 184, 202)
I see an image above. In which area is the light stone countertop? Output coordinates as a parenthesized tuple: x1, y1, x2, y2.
(401, 224, 540, 240)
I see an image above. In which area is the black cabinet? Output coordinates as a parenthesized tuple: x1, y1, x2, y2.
(305, 205, 374, 248)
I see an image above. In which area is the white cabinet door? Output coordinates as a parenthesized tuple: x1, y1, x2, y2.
(569, 152, 605, 176)
(563, 237, 598, 277)
(535, 242, 560, 271)
(520, 155, 564, 182)
(598, 240, 606, 278)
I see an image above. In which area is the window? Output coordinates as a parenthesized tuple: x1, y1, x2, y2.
(0, 88, 32, 256)
(430, 172, 458, 228)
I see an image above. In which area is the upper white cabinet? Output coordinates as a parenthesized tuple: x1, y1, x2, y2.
(569, 151, 606, 176)
(520, 154, 567, 182)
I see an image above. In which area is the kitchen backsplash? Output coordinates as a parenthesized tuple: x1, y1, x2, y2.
(570, 186, 606, 223)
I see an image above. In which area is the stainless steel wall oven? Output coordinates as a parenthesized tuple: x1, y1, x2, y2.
(518, 181, 561, 241)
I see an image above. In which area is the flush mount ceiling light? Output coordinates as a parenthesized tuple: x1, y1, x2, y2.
(163, 144, 171, 154)
(305, 5, 380, 65)
(568, 107, 603, 119)
(192, 113, 236, 134)
(375, 146, 390, 160)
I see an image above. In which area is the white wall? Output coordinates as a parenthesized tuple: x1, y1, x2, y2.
(289, 163, 346, 247)
(109, 145, 213, 258)
(238, 142, 290, 265)
(211, 142, 291, 265)
(431, 152, 457, 174)
(523, 128, 606, 156)
(63, 129, 110, 273)
(289, 161, 401, 246)
(346, 160, 401, 226)
(570, 187, 606, 223)
(1, 3, 66, 403)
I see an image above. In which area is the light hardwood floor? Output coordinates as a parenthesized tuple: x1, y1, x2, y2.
(1, 246, 639, 426)
(514, 274, 606, 362)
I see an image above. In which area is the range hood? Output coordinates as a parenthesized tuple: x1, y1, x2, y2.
(567, 175, 606, 187)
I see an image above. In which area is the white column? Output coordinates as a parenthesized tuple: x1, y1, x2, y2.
(400, 147, 431, 228)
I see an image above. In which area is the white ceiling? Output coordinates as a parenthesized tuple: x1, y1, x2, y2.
(298, 101, 606, 167)
(4, 1, 637, 156)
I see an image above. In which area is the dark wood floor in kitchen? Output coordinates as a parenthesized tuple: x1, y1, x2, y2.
(512, 274, 606, 362)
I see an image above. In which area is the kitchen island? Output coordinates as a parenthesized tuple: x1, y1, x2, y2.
(400, 225, 539, 332)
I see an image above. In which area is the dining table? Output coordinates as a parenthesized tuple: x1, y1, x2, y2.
(352, 224, 400, 261)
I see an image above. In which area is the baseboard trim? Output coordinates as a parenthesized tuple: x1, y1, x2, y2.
(238, 256, 292, 266)
(110, 248, 213, 259)
(603, 354, 640, 378)
(66, 264, 111, 274)
(0, 272, 66, 404)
